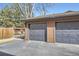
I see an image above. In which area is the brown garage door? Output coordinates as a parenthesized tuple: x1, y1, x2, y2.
(56, 21, 79, 44)
(29, 23, 47, 41)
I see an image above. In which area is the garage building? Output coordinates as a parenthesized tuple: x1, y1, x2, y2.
(24, 11, 79, 44)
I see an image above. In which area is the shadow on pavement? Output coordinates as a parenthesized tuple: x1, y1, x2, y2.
(0, 51, 14, 56)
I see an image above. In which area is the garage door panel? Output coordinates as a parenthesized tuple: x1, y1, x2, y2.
(30, 30, 45, 41)
(56, 30, 64, 43)
(71, 32, 79, 44)
(29, 24, 47, 41)
(63, 34, 70, 44)
(30, 24, 46, 30)
(76, 34, 79, 44)
(56, 22, 79, 44)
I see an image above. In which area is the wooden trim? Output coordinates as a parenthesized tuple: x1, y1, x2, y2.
(25, 23, 29, 40)
(47, 21, 56, 43)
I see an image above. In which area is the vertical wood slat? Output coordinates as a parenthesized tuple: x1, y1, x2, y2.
(0, 28, 14, 39)
(0, 28, 3, 39)
(47, 21, 56, 43)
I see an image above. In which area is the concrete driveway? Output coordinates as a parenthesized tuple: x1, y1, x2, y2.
(0, 39, 79, 56)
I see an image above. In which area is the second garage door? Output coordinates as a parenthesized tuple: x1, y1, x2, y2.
(56, 22, 79, 44)
(29, 23, 47, 41)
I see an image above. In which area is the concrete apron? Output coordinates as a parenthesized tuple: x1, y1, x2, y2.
(0, 40, 79, 56)
(26, 40, 79, 48)
(55, 43, 79, 48)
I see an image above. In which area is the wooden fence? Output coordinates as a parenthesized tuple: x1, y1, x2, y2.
(0, 28, 14, 39)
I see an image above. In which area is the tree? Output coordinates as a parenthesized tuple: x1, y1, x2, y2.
(0, 3, 54, 27)
(17, 3, 54, 19)
(0, 6, 14, 27)
(0, 4, 24, 28)
(34, 3, 54, 16)
(18, 3, 33, 19)
(10, 3, 25, 28)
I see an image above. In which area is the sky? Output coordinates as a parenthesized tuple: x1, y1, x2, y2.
(47, 3, 79, 14)
(0, 3, 79, 15)
(0, 3, 8, 10)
